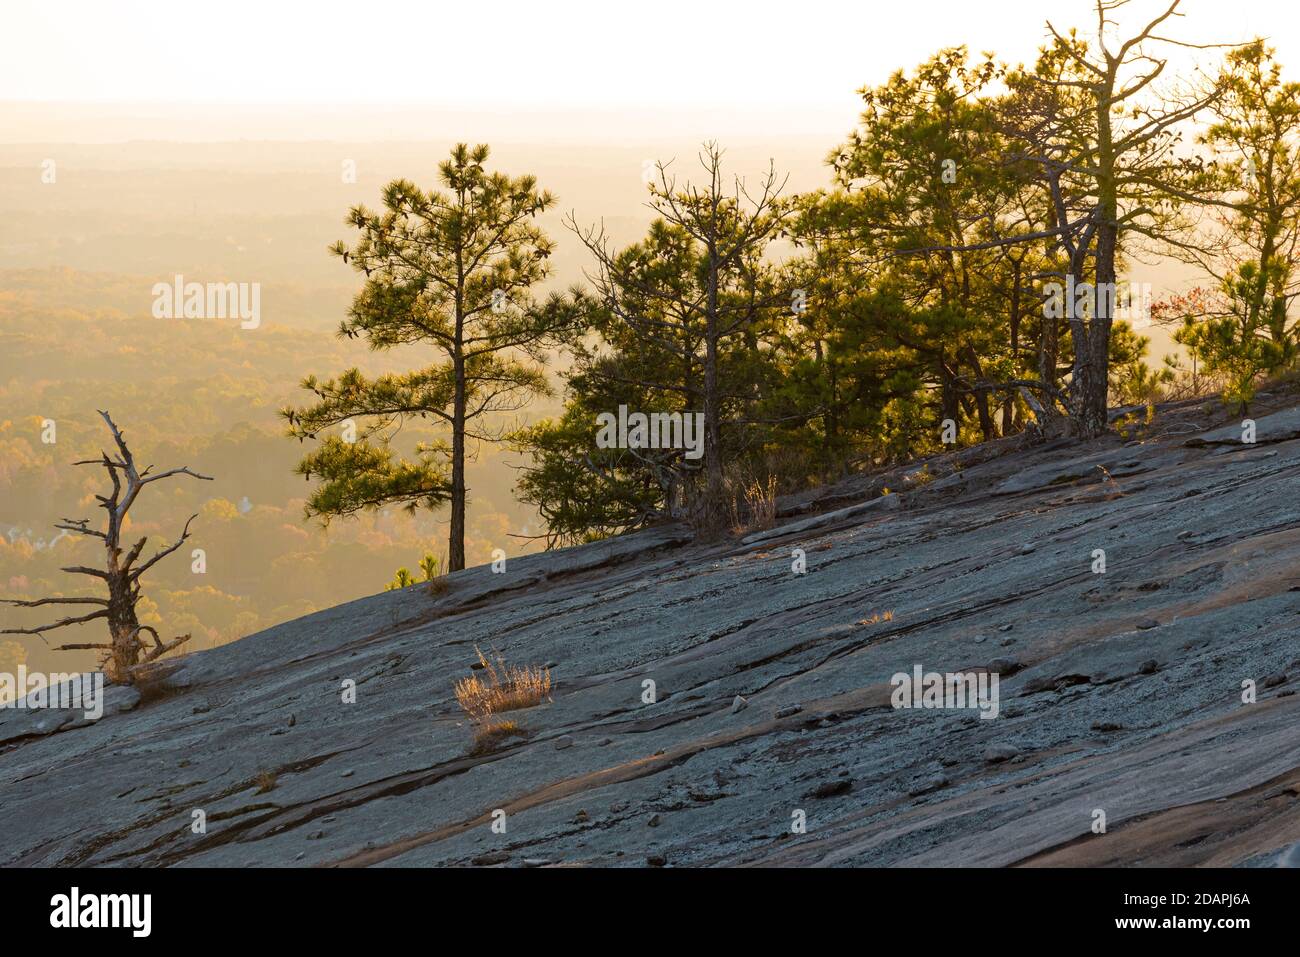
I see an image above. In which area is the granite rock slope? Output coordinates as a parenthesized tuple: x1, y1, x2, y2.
(3, 399, 1300, 868)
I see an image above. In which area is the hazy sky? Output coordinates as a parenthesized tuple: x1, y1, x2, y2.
(1, 0, 1291, 141)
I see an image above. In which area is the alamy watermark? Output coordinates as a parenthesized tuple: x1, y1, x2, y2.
(151, 274, 261, 329)
(596, 405, 705, 460)
(1042, 277, 1153, 328)
(890, 664, 999, 719)
(50, 887, 151, 937)
(1, 667, 104, 721)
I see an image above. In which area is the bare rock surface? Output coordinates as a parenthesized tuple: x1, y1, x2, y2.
(4, 402, 1300, 868)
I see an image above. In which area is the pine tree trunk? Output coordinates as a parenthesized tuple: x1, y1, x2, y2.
(1078, 212, 1119, 439)
(1074, 91, 1120, 440)
(700, 247, 725, 531)
(449, 354, 467, 572)
(960, 346, 996, 441)
(1004, 259, 1022, 435)
(1039, 311, 1059, 399)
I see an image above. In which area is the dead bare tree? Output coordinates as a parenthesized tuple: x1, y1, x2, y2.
(1007, 0, 1236, 436)
(1, 411, 213, 682)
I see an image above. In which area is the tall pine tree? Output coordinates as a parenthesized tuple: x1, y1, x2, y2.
(284, 144, 583, 570)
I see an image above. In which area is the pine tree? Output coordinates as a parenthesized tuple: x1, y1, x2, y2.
(283, 144, 584, 571)
(568, 143, 794, 530)
(998, 0, 1227, 436)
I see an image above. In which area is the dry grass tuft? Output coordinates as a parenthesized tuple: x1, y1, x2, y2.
(858, 610, 895, 626)
(253, 769, 278, 794)
(728, 474, 778, 534)
(454, 647, 552, 722)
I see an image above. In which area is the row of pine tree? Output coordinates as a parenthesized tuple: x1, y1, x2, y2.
(283, 25, 1300, 561)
